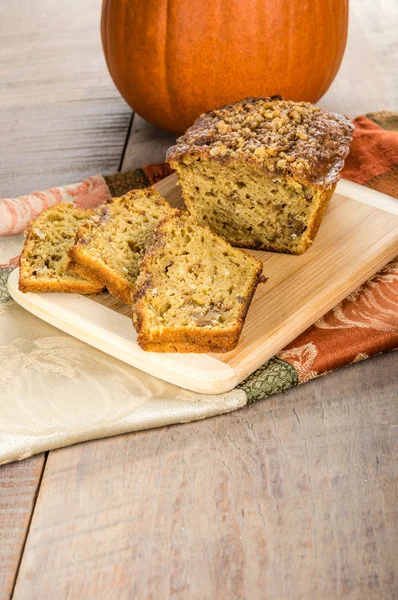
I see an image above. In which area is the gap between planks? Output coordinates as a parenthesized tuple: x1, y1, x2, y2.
(0, 454, 46, 600)
(8, 454, 48, 600)
(7, 106, 136, 599)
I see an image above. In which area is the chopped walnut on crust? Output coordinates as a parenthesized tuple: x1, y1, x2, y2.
(167, 96, 354, 190)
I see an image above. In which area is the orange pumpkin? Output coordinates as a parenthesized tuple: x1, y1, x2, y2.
(101, 0, 348, 135)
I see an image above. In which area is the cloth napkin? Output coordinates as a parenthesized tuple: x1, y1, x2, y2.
(0, 112, 397, 465)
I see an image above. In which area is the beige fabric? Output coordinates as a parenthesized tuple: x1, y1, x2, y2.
(0, 300, 246, 464)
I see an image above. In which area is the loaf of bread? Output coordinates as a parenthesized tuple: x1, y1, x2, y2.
(19, 204, 103, 294)
(68, 188, 171, 304)
(167, 97, 354, 254)
(132, 210, 264, 353)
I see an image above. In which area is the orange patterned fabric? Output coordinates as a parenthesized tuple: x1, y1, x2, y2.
(142, 163, 173, 185)
(278, 260, 398, 382)
(342, 113, 398, 193)
(0, 175, 111, 236)
(277, 113, 398, 383)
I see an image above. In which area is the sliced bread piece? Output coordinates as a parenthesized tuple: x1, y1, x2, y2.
(133, 210, 264, 353)
(68, 188, 171, 304)
(19, 204, 103, 294)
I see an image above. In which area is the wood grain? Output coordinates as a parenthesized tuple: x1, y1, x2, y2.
(0, 0, 131, 199)
(1, 0, 398, 597)
(0, 455, 45, 600)
(123, 114, 176, 171)
(0, 0, 132, 594)
(12, 353, 398, 599)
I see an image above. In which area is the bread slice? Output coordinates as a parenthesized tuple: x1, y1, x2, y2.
(167, 97, 354, 254)
(68, 188, 171, 304)
(133, 210, 264, 353)
(19, 204, 103, 294)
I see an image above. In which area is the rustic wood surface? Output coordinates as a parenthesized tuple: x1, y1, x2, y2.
(0, 0, 130, 594)
(0, 0, 131, 199)
(0, 455, 45, 600)
(12, 354, 398, 599)
(1, 0, 397, 598)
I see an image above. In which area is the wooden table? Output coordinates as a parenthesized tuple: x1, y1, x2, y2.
(1, 1, 397, 598)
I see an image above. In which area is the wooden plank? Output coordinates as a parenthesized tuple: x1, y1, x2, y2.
(0, 0, 132, 198)
(122, 114, 176, 171)
(0, 455, 45, 600)
(0, 0, 131, 595)
(12, 353, 398, 599)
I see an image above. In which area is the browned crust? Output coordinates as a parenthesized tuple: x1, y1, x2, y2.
(300, 188, 335, 251)
(18, 276, 103, 294)
(19, 204, 103, 295)
(68, 246, 134, 305)
(133, 209, 264, 353)
(136, 328, 242, 353)
(167, 97, 354, 190)
(68, 187, 170, 305)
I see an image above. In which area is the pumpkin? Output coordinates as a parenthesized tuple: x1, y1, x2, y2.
(101, 0, 348, 135)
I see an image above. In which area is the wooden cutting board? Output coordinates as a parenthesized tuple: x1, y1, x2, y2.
(8, 174, 398, 394)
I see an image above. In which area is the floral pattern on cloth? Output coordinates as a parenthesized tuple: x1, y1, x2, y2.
(0, 164, 173, 266)
(63, 176, 111, 210)
(278, 259, 398, 383)
(0, 255, 19, 270)
(0, 163, 173, 242)
(278, 343, 319, 383)
(0, 175, 111, 236)
(0, 307, 246, 464)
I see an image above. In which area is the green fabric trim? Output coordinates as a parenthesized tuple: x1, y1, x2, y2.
(365, 111, 398, 132)
(104, 168, 151, 197)
(237, 357, 298, 402)
(0, 268, 13, 303)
